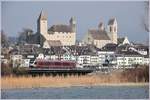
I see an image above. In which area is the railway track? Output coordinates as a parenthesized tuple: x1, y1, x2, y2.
(28, 68, 94, 76)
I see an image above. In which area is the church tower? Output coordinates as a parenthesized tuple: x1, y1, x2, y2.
(69, 17, 76, 33)
(37, 11, 48, 45)
(98, 22, 105, 31)
(107, 18, 118, 44)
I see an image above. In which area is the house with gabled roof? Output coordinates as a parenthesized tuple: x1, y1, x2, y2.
(118, 36, 130, 45)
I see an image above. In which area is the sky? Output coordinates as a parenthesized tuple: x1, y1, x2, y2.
(1, 1, 149, 43)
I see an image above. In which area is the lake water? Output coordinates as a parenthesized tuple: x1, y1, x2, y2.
(1, 85, 149, 99)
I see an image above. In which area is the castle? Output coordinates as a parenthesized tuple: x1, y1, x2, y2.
(28, 11, 118, 49)
(83, 18, 118, 48)
(37, 11, 76, 48)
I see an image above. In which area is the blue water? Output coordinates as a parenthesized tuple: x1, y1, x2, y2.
(1, 86, 149, 99)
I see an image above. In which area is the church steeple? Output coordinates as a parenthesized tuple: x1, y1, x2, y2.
(37, 10, 48, 45)
(108, 18, 117, 33)
(38, 10, 47, 20)
(69, 17, 76, 33)
(107, 17, 118, 44)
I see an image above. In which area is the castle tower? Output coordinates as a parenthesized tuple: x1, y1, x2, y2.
(107, 18, 118, 44)
(69, 17, 76, 33)
(37, 11, 48, 45)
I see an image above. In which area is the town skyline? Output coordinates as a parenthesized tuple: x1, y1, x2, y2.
(2, 1, 148, 43)
(1, 1, 149, 99)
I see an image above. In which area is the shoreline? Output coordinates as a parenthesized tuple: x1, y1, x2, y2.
(1, 75, 149, 90)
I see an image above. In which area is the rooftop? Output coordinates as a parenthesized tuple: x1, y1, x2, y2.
(48, 24, 73, 33)
(108, 18, 116, 25)
(89, 29, 110, 40)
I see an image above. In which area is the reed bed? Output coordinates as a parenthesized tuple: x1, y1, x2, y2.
(1, 73, 148, 89)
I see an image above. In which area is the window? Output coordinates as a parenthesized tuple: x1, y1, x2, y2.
(134, 58, 136, 60)
(110, 26, 113, 32)
(140, 58, 142, 60)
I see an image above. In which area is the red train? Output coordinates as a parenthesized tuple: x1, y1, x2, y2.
(31, 60, 76, 69)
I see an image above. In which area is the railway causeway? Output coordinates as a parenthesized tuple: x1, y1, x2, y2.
(28, 68, 94, 76)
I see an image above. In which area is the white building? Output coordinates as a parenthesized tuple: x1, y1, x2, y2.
(61, 53, 76, 61)
(20, 59, 30, 67)
(116, 54, 143, 67)
(77, 55, 99, 66)
(77, 55, 91, 65)
(90, 55, 99, 65)
(98, 51, 115, 65)
(143, 56, 149, 65)
(10, 55, 23, 67)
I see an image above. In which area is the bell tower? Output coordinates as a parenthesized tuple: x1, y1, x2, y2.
(98, 22, 105, 31)
(107, 18, 118, 44)
(69, 17, 76, 33)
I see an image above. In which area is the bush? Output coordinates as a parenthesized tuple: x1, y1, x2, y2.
(143, 65, 149, 82)
(121, 65, 149, 82)
(13, 67, 28, 76)
(1, 63, 13, 76)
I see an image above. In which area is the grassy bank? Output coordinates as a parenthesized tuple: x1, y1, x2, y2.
(1, 65, 149, 89)
(1, 75, 149, 89)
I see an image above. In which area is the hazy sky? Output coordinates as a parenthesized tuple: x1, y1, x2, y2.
(2, 1, 148, 43)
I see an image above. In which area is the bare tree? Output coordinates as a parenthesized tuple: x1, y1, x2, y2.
(1, 30, 8, 47)
(18, 28, 33, 44)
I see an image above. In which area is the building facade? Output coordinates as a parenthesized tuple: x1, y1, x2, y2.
(37, 11, 76, 48)
(116, 54, 143, 67)
(98, 51, 116, 65)
(83, 18, 118, 48)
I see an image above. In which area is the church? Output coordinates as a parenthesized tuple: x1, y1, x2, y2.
(37, 11, 76, 48)
(83, 18, 118, 48)
(28, 11, 118, 49)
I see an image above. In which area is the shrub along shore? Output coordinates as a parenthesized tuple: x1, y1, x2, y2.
(1, 65, 149, 89)
(1, 75, 149, 89)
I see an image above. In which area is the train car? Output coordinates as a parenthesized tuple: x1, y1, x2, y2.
(31, 60, 76, 69)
